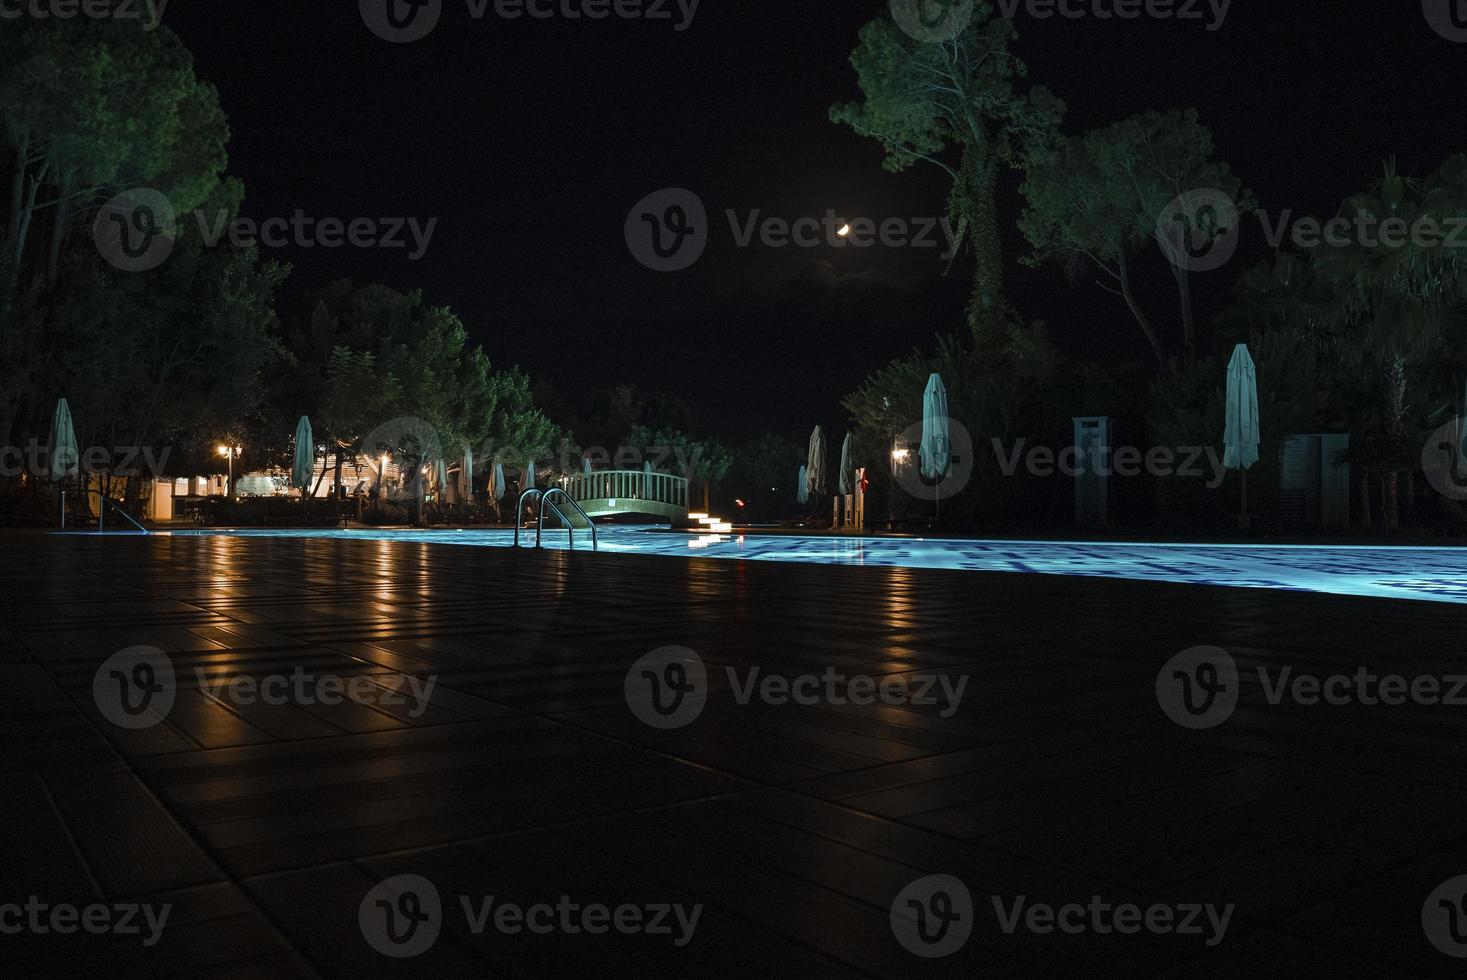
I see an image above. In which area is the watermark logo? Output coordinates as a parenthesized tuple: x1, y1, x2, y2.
(1156, 646, 1238, 730)
(1424, 875, 1467, 957)
(360, 0, 442, 42)
(93, 646, 176, 730)
(625, 646, 707, 729)
(892, 417, 975, 503)
(1159, 647, 1467, 730)
(1156, 187, 1240, 273)
(1424, 0, 1467, 42)
(891, 875, 973, 958)
(626, 188, 708, 273)
(890, 0, 974, 42)
(359, 875, 701, 957)
(1423, 417, 1467, 501)
(360, 874, 442, 958)
(889, 875, 1235, 957)
(360, 416, 444, 504)
(625, 189, 962, 272)
(93, 188, 176, 273)
(362, 0, 699, 43)
(95, 189, 437, 271)
(93, 647, 436, 729)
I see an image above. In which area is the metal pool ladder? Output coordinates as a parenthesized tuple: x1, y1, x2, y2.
(514, 488, 598, 551)
(82, 489, 149, 534)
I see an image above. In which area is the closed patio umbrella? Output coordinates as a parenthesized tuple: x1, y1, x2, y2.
(838, 432, 855, 496)
(921, 373, 950, 519)
(806, 426, 826, 499)
(460, 446, 473, 502)
(797, 464, 809, 505)
(292, 416, 314, 498)
(523, 461, 536, 494)
(51, 398, 79, 528)
(492, 463, 506, 500)
(1224, 343, 1260, 527)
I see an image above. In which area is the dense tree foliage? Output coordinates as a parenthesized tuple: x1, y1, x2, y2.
(1020, 110, 1252, 367)
(831, 5, 1063, 343)
(837, 3, 1467, 533)
(0, 19, 562, 526)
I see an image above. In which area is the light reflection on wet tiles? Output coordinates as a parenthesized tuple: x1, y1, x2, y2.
(110, 527, 1467, 605)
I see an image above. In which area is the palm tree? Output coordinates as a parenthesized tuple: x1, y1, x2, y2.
(1310, 161, 1446, 528)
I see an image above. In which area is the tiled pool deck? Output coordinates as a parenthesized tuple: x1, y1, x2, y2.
(6, 531, 1467, 975)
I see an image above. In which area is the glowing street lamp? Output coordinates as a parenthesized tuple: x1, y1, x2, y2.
(888, 444, 912, 527)
(217, 444, 241, 500)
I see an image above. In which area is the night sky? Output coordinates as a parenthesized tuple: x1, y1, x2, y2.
(164, 2, 1464, 441)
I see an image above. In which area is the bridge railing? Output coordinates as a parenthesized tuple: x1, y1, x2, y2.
(563, 470, 689, 511)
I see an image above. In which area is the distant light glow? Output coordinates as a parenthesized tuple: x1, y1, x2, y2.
(837, 223, 852, 237)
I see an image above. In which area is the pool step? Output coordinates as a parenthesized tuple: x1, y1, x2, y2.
(674, 512, 732, 533)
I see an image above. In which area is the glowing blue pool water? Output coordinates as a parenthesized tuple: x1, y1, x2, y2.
(141, 525, 1467, 605)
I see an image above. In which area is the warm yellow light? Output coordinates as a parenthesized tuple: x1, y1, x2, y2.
(837, 223, 852, 237)
(892, 448, 911, 461)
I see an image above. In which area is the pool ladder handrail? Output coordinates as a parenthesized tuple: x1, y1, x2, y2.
(514, 488, 597, 551)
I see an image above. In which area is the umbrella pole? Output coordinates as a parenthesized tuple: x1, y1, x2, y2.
(1239, 469, 1249, 530)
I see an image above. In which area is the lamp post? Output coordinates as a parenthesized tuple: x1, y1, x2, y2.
(217, 445, 241, 500)
(889, 444, 910, 527)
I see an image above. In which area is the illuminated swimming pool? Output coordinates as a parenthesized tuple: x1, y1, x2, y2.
(139, 525, 1467, 605)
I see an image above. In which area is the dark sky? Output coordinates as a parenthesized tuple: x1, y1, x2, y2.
(163, 1, 1466, 442)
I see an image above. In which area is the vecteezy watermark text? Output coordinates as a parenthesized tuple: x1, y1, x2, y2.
(0, 0, 167, 29)
(994, 0, 1231, 31)
(94, 188, 438, 272)
(1157, 646, 1467, 730)
(358, 875, 701, 958)
(625, 188, 963, 272)
(624, 647, 969, 729)
(0, 898, 171, 947)
(1159, 186, 1467, 274)
(360, 0, 701, 43)
(193, 667, 437, 718)
(992, 438, 1230, 488)
(93, 647, 438, 730)
(2, 441, 171, 479)
(890, 874, 1234, 958)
